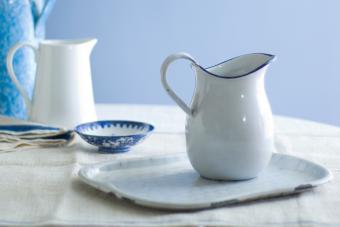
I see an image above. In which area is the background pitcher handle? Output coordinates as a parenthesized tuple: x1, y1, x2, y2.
(160, 52, 199, 116)
(6, 42, 38, 114)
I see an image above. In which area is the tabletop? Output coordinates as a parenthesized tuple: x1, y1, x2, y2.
(0, 104, 339, 227)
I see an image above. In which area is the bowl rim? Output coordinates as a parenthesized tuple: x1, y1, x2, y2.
(74, 120, 155, 139)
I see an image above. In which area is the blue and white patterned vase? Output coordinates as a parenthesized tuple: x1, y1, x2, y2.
(0, 0, 55, 119)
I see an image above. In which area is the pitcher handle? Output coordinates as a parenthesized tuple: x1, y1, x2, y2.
(160, 52, 199, 116)
(6, 42, 38, 114)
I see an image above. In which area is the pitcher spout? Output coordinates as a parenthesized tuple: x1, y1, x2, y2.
(196, 53, 276, 79)
(40, 38, 97, 55)
(83, 38, 97, 51)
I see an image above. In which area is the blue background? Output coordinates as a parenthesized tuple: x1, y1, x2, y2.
(46, 0, 340, 126)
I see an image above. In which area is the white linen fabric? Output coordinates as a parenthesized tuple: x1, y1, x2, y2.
(0, 104, 339, 227)
(0, 118, 74, 152)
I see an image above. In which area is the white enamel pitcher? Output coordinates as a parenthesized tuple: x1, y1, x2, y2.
(161, 52, 276, 180)
(6, 39, 97, 128)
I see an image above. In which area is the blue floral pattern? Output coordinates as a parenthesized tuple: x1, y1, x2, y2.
(75, 120, 154, 153)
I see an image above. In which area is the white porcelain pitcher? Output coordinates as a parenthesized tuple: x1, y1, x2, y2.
(6, 39, 97, 128)
(161, 52, 276, 180)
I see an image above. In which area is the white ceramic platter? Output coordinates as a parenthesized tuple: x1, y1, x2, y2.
(78, 153, 332, 210)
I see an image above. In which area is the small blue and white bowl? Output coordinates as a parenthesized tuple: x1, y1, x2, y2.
(75, 120, 154, 153)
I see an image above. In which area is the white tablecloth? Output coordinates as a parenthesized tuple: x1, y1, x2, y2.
(0, 104, 339, 226)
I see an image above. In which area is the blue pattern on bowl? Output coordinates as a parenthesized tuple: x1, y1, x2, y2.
(75, 120, 155, 153)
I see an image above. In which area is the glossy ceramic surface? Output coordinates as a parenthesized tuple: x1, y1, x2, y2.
(78, 153, 332, 211)
(6, 39, 98, 128)
(161, 52, 276, 180)
(0, 0, 55, 119)
(75, 120, 154, 153)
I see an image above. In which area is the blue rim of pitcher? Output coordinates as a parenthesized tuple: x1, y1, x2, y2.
(194, 53, 276, 80)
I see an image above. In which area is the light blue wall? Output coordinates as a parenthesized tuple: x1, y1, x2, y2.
(46, 0, 340, 126)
